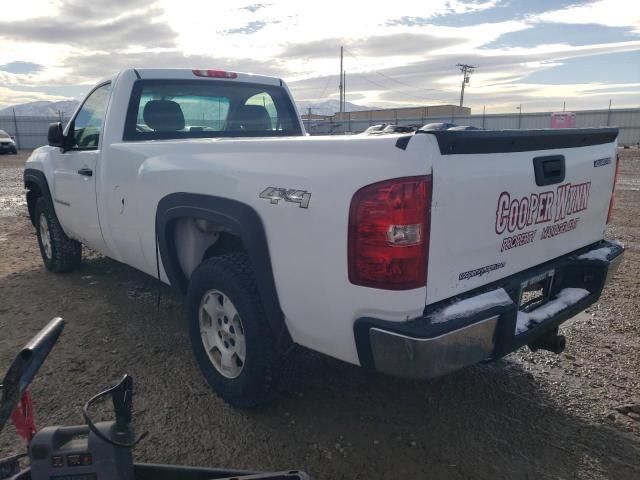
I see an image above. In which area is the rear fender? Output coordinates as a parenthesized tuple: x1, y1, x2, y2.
(155, 193, 291, 350)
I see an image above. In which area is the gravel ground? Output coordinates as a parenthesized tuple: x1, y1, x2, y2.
(1, 148, 639, 479)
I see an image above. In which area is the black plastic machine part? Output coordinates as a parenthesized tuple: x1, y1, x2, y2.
(82, 374, 146, 448)
(0, 318, 65, 433)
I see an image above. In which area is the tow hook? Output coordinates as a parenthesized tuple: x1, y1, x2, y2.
(528, 328, 566, 354)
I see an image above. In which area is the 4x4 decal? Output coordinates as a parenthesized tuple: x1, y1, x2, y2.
(259, 187, 312, 209)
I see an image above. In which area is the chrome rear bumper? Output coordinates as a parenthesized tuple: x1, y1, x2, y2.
(369, 315, 499, 379)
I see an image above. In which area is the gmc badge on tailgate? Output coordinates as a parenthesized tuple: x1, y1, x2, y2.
(259, 187, 312, 208)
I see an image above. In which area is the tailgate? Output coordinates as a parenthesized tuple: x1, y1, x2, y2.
(425, 128, 618, 304)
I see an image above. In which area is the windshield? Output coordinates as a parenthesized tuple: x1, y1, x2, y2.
(0, 130, 10, 139)
(124, 80, 303, 140)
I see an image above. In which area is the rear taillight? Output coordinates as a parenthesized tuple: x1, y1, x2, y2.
(348, 176, 431, 290)
(192, 69, 238, 79)
(606, 154, 620, 224)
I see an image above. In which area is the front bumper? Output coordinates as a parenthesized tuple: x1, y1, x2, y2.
(0, 143, 16, 153)
(354, 240, 624, 380)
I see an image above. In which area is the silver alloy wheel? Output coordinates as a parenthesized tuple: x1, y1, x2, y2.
(39, 213, 52, 260)
(199, 289, 246, 379)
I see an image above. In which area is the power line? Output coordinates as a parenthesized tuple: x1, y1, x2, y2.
(317, 74, 333, 101)
(348, 70, 431, 102)
(343, 48, 443, 100)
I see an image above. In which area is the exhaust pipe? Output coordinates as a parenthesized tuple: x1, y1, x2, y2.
(528, 328, 566, 354)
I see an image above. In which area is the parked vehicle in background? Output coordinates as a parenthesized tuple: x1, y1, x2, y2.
(360, 124, 387, 135)
(448, 125, 481, 131)
(382, 125, 416, 134)
(419, 122, 457, 131)
(0, 129, 18, 154)
(24, 68, 624, 408)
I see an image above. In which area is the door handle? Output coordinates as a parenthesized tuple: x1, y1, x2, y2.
(77, 167, 93, 177)
(533, 155, 565, 186)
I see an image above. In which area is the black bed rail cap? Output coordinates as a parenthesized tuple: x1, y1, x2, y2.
(417, 127, 619, 155)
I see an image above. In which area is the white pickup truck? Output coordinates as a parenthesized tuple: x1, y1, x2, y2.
(24, 68, 624, 407)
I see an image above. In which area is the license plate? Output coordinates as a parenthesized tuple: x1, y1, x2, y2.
(518, 270, 554, 313)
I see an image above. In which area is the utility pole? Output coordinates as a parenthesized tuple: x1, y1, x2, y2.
(562, 101, 566, 112)
(343, 70, 346, 112)
(456, 63, 476, 107)
(339, 46, 344, 114)
(516, 104, 522, 129)
(12, 108, 20, 150)
(607, 98, 612, 126)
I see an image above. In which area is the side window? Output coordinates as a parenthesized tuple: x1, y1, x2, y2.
(69, 83, 111, 150)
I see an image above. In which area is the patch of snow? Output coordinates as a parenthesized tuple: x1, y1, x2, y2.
(577, 246, 615, 262)
(610, 239, 624, 248)
(515, 288, 590, 335)
(431, 288, 513, 324)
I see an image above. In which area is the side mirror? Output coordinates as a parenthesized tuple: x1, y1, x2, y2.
(47, 122, 65, 148)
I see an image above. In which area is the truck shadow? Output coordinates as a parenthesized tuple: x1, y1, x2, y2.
(1, 255, 638, 480)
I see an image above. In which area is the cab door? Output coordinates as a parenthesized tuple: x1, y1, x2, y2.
(50, 83, 111, 252)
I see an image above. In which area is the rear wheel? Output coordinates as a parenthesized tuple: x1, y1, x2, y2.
(186, 253, 280, 408)
(34, 197, 81, 272)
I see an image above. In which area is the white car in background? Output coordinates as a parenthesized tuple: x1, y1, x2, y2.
(0, 130, 18, 155)
(360, 124, 387, 135)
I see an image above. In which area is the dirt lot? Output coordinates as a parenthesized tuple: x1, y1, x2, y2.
(1, 149, 639, 479)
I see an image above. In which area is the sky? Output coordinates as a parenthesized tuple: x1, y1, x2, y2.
(0, 0, 638, 113)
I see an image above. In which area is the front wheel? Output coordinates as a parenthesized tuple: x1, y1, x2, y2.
(34, 197, 81, 272)
(186, 253, 281, 408)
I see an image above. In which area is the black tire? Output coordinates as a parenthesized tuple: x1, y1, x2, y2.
(11, 149, 17, 155)
(34, 197, 82, 272)
(187, 253, 280, 408)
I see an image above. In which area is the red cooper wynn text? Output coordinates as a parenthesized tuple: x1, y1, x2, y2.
(495, 182, 591, 251)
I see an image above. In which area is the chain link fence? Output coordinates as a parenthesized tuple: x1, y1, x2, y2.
(304, 107, 640, 146)
(0, 114, 69, 150)
(1, 107, 638, 150)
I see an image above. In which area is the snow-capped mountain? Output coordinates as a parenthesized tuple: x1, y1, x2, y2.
(1, 98, 371, 119)
(296, 99, 371, 116)
(0, 100, 80, 117)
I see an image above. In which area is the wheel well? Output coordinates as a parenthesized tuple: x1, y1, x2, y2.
(170, 217, 246, 281)
(156, 194, 292, 352)
(25, 181, 42, 225)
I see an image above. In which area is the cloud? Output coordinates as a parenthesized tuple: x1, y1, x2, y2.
(0, 62, 43, 74)
(533, 0, 640, 32)
(0, 0, 638, 113)
(386, 0, 499, 26)
(282, 33, 464, 59)
(241, 3, 271, 13)
(0, 0, 177, 50)
(61, 50, 287, 82)
(225, 20, 271, 35)
(288, 39, 640, 108)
